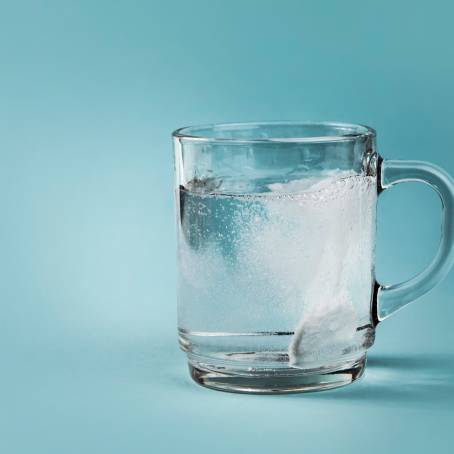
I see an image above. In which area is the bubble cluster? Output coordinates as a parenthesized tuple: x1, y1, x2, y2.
(177, 171, 377, 366)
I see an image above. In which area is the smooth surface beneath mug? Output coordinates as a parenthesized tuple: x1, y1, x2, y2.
(2, 0, 454, 453)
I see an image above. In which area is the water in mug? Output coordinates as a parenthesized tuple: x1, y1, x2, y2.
(177, 170, 377, 370)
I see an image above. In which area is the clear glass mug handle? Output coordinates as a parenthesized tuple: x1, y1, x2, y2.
(374, 158, 454, 323)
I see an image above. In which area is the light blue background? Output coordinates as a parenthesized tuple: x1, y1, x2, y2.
(1, 1, 454, 452)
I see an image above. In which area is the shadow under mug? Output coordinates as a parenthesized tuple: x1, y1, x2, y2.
(172, 121, 454, 393)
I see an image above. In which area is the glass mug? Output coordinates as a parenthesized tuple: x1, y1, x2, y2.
(172, 122, 454, 393)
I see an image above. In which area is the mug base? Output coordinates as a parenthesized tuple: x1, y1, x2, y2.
(188, 355, 366, 394)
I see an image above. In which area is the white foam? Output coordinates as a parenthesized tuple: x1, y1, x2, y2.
(267, 170, 355, 194)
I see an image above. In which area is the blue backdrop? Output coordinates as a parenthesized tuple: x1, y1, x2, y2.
(1, 1, 453, 453)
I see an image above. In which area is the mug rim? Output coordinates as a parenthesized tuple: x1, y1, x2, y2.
(172, 121, 376, 144)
